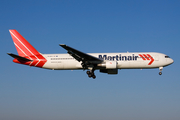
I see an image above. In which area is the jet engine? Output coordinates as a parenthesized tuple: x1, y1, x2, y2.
(97, 61, 118, 69)
(100, 69, 118, 74)
(98, 61, 118, 74)
(105, 61, 117, 69)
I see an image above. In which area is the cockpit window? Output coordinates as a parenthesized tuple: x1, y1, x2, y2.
(165, 56, 170, 58)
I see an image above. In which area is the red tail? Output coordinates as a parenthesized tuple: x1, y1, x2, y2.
(9, 30, 40, 57)
(9, 30, 47, 67)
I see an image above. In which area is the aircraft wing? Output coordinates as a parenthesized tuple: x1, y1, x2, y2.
(59, 44, 103, 64)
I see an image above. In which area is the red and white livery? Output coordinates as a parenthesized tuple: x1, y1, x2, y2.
(8, 30, 174, 79)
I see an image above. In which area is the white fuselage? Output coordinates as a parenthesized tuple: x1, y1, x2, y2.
(42, 52, 174, 70)
(8, 29, 174, 78)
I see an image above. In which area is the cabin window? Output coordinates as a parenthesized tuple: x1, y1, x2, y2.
(165, 56, 170, 58)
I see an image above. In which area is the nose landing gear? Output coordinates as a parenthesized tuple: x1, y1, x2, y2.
(159, 72, 162, 75)
(159, 67, 163, 75)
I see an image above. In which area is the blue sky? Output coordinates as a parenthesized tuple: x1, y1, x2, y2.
(0, 0, 180, 120)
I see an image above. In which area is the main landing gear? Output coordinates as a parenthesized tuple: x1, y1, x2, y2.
(86, 69, 96, 79)
(159, 67, 163, 75)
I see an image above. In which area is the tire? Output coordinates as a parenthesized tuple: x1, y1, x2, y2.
(86, 71, 90, 74)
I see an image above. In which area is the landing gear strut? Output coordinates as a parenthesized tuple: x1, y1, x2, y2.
(159, 67, 163, 75)
(86, 69, 96, 79)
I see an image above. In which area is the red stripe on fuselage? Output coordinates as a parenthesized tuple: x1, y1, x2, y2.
(143, 54, 150, 60)
(139, 54, 146, 60)
(147, 54, 154, 65)
(139, 54, 154, 65)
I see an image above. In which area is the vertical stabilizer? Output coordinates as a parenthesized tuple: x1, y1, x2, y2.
(9, 29, 47, 67)
(9, 29, 40, 57)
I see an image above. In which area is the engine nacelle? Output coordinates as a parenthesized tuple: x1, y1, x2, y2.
(106, 61, 117, 69)
(100, 69, 118, 74)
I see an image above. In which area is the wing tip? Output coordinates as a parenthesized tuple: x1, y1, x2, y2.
(59, 44, 66, 46)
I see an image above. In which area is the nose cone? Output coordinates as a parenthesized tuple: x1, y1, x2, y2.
(170, 58, 174, 64)
(167, 58, 174, 65)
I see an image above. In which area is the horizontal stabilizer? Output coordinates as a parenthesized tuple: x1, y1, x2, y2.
(7, 53, 32, 62)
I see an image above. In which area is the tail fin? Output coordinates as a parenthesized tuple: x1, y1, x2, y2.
(9, 29, 40, 57)
(9, 30, 47, 68)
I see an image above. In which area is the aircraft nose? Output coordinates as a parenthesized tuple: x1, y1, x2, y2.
(169, 58, 174, 64)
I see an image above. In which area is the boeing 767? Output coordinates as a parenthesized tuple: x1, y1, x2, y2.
(8, 30, 174, 79)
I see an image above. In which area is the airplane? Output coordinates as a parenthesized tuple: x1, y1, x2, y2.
(8, 29, 174, 79)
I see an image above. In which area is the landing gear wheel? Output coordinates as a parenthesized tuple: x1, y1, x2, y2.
(159, 67, 163, 76)
(92, 75, 96, 79)
(159, 72, 162, 75)
(88, 74, 92, 78)
(86, 71, 90, 75)
(86, 70, 96, 79)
